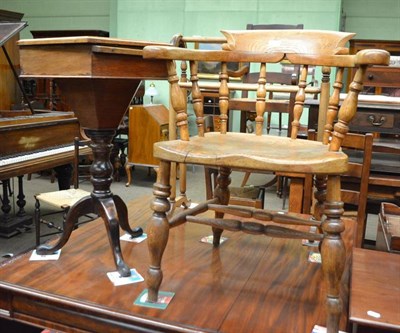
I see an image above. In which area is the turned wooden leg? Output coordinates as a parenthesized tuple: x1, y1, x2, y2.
(321, 175, 345, 333)
(16, 175, 27, 217)
(314, 174, 327, 222)
(147, 160, 171, 302)
(212, 167, 231, 246)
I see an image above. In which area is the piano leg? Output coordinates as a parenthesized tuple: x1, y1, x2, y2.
(0, 178, 32, 238)
(36, 129, 143, 277)
(16, 175, 26, 217)
(1, 179, 12, 223)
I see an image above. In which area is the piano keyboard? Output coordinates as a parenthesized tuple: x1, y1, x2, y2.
(0, 144, 84, 167)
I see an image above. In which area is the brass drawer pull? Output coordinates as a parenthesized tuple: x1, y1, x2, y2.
(367, 115, 386, 126)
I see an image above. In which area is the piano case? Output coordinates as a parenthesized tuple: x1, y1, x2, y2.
(376, 202, 400, 253)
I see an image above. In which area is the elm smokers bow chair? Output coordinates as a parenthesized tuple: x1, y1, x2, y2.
(142, 30, 389, 332)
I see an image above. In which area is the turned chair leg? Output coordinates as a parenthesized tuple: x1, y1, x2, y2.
(321, 175, 345, 333)
(146, 160, 171, 302)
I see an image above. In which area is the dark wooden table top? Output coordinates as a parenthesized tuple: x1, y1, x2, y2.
(0, 196, 354, 333)
(350, 248, 400, 331)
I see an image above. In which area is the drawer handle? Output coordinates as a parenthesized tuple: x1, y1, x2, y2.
(367, 115, 386, 126)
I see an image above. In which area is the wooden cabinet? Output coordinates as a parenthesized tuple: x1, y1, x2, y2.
(348, 39, 400, 96)
(125, 104, 169, 186)
(348, 100, 399, 136)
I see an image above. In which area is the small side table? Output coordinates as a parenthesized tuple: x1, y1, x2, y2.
(350, 248, 400, 332)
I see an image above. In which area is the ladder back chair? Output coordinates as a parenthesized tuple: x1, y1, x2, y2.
(307, 130, 374, 248)
(142, 30, 389, 333)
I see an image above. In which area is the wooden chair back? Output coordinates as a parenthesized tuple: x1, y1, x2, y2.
(230, 71, 299, 134)
(238, 23, 304, 134)
(146, 30, 388, 149)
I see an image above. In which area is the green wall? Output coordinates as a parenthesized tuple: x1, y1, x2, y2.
(343, 0, 400, 40)
(3, 0, 397, 44)
(3, 0, 397, 47)
(113, 0, 342, 41)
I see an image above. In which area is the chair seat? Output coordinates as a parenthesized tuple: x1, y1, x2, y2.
(154, 132, 348, 175)
(36, 188, 90, 208)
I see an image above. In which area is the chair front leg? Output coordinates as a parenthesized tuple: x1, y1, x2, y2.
(321, 175, 345, 333)
(146, 160, 171, 302)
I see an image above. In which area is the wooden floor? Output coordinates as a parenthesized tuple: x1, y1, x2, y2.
(0, 195, 355, 333)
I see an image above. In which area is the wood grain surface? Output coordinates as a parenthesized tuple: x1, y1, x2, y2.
(350, 248, 400, 331)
